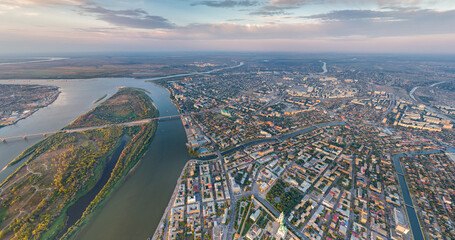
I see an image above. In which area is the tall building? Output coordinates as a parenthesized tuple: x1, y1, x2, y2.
(275, 212, 287, 240)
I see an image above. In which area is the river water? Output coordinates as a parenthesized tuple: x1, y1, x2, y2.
(321, 61, 327, 74)
(63, 137, 128, 236)
(408, 82, 455, 123)
(393, 150, 442, 240)
(0, 77, 191, 239)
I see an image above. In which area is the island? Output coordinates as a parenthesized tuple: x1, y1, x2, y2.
(0, 87, 158, 239)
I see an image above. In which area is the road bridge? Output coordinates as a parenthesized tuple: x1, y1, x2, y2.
(0, 108, 221, 143)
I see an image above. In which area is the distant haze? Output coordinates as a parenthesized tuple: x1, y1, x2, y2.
(0, 0, 454, 54)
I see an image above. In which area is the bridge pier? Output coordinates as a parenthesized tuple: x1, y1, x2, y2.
(23, 136, 27, 140)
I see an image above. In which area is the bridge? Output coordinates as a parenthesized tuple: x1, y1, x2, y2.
(0, 131, 60, 142)
(0, 108, 220, 143)
(0, 119, 152, 143)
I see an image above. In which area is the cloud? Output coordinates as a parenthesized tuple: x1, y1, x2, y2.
(69, 7, 455, 41)
(79, 5, 175, 29)
(2, 0, 455, 54)
(158, 8, 455, 40)
(2, 0, 85, 7)
(2, 1, 175, 30)
(269, 0, 306, 4)
(269, 0, 434, 6)
(303, 8, 455, 25)
(253, 0, 451, 16)
(24, 12, 40, 16)
(249, 5, 292, 15)
(304, 9, 394, 21)
(227, 18, 248, 21)
(191, 0, 258, 8)
(250, 0, 302, 15)
(0, 3, 20, 11)
(3, 30, 455, 54)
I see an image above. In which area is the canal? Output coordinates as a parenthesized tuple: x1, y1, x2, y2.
(393, 150, 442, 240)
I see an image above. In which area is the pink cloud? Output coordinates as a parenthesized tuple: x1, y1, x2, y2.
(1, 0, 84, 8)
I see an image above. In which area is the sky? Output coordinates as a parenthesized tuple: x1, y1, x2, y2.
(1, 0, 455, 54)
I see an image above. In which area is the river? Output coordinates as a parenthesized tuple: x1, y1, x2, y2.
(308, 60, 326, 78)
(0, 77, 191, 239)
(408, 81, 455, 123)
(321, 61, 327, 74)
(393, 150, 442, 240)
(63, 136, 128, 236)
(0, 57, 67, 66)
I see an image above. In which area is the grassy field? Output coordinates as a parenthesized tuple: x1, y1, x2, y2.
(0, 87, 158, 239)
(0, 57, 218, 80)
(66, 87, 157, 129)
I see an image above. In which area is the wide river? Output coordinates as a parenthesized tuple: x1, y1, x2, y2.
(0, 77, 190, 239)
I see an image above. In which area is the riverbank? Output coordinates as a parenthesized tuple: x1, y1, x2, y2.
(153, 81, 218, 159)
(0, 89, 60, 128)
(151, 159, 195, 239)
(151, 157, 228, 240)
(0, 87, 159, 239)
(43, 135, 129, 240)
(93, 94, 107, 104)
(61, 122, 158, 239)
(61, 136, 129, 236)
(0, 128, 126, 239)
(0, 64, 244, 239)
(392, 151, 443, 240)
(151, 121, 347, 239)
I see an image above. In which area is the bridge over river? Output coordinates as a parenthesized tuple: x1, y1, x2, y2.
(0, 108, 220, 143)
(0, 118, 155, 143)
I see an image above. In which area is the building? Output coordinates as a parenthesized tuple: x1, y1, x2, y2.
(250, 209, 261, 222)
(246, 224, 262, 240)
(275, 212, 288, 240)
(394, 208, 410, 235)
